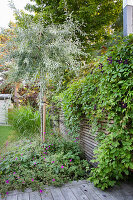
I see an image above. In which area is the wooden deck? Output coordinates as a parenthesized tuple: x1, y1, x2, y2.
(0, 180, 133, 200)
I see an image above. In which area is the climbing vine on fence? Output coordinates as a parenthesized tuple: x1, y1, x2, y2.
(58, 34, 133, 189)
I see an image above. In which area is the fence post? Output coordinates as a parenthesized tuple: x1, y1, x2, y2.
(14, 82, 20, 107)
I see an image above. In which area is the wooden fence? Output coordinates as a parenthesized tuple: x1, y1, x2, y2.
(79, 118, 98, 167)
(79, 117, 113, 166)
(59, 109, 70, 137)
(58, 110, 114, 167)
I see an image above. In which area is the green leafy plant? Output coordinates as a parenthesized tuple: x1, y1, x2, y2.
(24, 0, 122, 44)
(58, 34, 133, 189)
(89, 34, 133, 189)
(89, 124, 133, 190)
(0, 132, 89, 197)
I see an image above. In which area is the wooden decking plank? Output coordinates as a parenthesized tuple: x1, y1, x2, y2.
(126, 196, 133, 200)
(0, 181, 132, 200)
(113, 191, 133, 200)
(80, 184, 101, 200)
(87, 182, 119, 200)
(24, 189, 32, 193)
(106, 188, 126, 200)
(17, 192, 30, 200)
(63, 180, 87, 188)
(119, 183, 133, 196)
(0, 195, 6, 200)
(71, 186, 89, 200)
(5, 190, 22, 196)
(41, 190, 54, 200)
(105, 184, 133, 200)
(50, 188, 65, 200)
(61, 187, 78, 200)
(29, 191, 41, 200)
(6, 194, 17, 200)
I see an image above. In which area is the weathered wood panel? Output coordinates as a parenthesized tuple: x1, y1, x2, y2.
(61, 187, 77, 200)
(59, 110, 113, 167)
(71, 186, 89, 200)
(79, 117, 112, 166)
(59, 112, 70, 136)
(6, 194, 17, 200)
(17, 193, 30, 200)
(87, 182, 119, 200)
(41, 189, 54, 200)
(0, 181, 133, 200)
(50, 188, 65, 200)
(80, 184, 101, 200)
(29, 191, 41, 200)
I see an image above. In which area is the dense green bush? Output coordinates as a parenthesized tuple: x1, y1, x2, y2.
(0, 133, 89, 197)
(8, 105, 41, 137)
(89, 35, 133, 190)
(59, 34, 133, 189)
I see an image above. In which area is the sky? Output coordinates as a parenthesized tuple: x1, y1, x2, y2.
(0, 0, 31, 28)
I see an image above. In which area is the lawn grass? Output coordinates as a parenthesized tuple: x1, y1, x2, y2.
(0, 126, 13, 148)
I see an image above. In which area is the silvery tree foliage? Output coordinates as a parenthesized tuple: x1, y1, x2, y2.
(3, 15, 86, 139)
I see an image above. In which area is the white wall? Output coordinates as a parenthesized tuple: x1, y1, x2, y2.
(0, 99, 11, 125)
(123, 0, 133, 36)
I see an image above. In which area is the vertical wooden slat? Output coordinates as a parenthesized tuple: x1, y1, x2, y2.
(58, 110, 113, 167)
(14, 82, 20, 107)
(43, 93, 46, 142)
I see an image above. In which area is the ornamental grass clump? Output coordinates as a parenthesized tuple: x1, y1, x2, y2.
(8, 105, 41, 137)
(0, 132, 89, 197)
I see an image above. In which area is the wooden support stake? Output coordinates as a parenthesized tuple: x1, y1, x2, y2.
(14, 82, 20, 107)
(43, 93, 46, 142)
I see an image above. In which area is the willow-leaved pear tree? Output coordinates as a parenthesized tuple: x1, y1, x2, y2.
(5, 17, 86, 141)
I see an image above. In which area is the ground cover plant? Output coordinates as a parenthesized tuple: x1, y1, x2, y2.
(58, 34, 133, 190)
(0, 131, 89, 197)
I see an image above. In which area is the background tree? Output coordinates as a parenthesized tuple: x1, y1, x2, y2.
(24, 0, 122, 43)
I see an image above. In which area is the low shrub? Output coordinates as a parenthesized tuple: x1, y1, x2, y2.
(0, 132, 89, 197)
